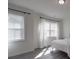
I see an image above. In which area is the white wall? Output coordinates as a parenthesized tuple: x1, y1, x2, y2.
(63, 18, 70, 39)
(58, 17, 70, 39)
(58, 20, 64, 39)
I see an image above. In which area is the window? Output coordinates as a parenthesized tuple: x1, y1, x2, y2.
(39, 19, 58, 40)
(8, 13, 24, 42)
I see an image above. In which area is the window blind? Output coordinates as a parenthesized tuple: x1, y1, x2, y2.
(8, 13, 24, 42)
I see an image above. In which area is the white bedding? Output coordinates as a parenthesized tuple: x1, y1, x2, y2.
(51, 39, 70, 56)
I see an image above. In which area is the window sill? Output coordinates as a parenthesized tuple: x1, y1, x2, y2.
(8, 39, 25, 43)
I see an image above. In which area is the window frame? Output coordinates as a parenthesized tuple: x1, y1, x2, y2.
(8, 12, 25, 42)
(39, 19, 59, 40)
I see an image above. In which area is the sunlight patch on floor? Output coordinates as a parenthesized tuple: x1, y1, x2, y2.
(35, 47, 56, 59)
(35, 48, 47, 59)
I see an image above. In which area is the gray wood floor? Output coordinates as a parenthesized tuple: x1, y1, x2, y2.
(8, 48, 70, 59)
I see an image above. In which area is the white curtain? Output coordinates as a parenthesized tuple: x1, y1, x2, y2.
(39, 19, 59, 48)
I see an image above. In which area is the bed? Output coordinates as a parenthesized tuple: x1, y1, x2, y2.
(51, 39, 70, 56)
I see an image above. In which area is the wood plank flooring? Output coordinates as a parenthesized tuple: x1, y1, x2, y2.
(9, 48, 70, 59)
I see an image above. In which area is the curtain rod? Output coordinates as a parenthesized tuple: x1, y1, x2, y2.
(40, 17, 60, 22)
(8, 8, 31, 15)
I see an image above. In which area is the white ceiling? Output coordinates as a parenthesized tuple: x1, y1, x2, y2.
(8, 0, 70, 19)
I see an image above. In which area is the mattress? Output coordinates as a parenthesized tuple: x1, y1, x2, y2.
(51, 39, 70, 56)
